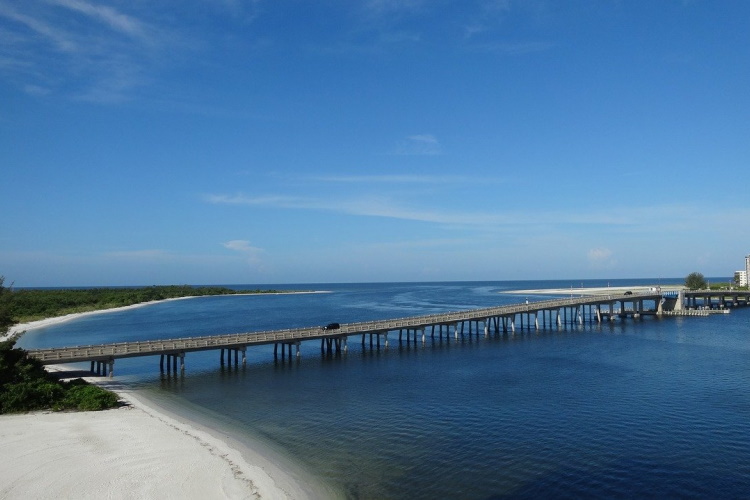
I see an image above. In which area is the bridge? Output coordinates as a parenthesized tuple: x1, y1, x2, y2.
(26, 290, 750, 377)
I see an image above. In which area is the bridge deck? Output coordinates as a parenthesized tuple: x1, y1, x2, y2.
(27, 293, 662, 365)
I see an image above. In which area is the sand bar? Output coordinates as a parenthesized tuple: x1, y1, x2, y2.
(503, 285, 683, 296)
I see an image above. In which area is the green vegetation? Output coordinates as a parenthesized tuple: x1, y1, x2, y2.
(707, 282, 748, 290)
(685, 272, 708, 290)
(0, 339, 119, 414)
(0, 276, 283, 414)
(7, 284, 283, 323)
(0, 277, 13, 333)
(1, 276, 120, 413)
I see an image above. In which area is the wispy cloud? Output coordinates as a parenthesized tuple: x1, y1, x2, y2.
(364, 0, 428, 16)
(50, 0, 152, 42)
(222, 239, 264, 268)
(587, 247, 616, 269)
(469, 40, 554, 55)
(205, 192, 750, 243)
(395, 134, 442, 155)
(203, 191, 653, 228)
(103, 249, 172, 260)
(0, 3, 78, 52)
(310, 174, 480, 184)
(464, 0, 512, 39)
(205, 194, 306, 207)
(223, 239, 262, 253)
(0, 0, 168, 101)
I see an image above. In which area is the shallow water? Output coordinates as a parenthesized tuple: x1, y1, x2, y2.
(18, 280, 750, 499)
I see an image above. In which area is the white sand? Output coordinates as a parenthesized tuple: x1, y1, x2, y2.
(0, 291, 336, 499)
(503, 285, 683, 296)
(1, 297, 196, 343)
(0, 382, 323, 499)
(1, 290, 331, 343)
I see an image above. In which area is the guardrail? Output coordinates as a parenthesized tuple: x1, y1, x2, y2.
(27, 292, 662, 364)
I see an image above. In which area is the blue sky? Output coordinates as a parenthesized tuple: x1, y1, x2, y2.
(1, 0, 748, 286)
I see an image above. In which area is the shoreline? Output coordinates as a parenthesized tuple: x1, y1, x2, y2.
(502, 285, 684, 296)
(2, 290, 331, 342)
(0, 366, 332, 499)
(1, 292, 337, 498)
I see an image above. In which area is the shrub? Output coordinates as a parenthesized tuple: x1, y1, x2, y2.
(58, 382, 120, 411)
(0, 340, 119, 413)
(0, 381, 65, 413)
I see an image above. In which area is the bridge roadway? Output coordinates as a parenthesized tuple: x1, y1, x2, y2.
(27, 292, 666, 376)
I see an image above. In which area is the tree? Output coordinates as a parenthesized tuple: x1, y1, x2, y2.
(685, 272, 707, 290)
(0, 276, 14, 336)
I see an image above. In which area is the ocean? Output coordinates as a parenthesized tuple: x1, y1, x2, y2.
(16, 279, 750, 499)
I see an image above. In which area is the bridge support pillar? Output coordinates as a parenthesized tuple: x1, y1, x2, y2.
(296, 342, 301, 358)
(241, 347, 247, 364)
(108, 359, 114, 378)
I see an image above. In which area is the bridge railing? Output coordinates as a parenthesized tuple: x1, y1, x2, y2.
(27, 292, 662, 362)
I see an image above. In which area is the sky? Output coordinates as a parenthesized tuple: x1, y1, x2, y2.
(1, 0, 749, 287)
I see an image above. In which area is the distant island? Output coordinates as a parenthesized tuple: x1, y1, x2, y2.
(5, 285, 290, 325)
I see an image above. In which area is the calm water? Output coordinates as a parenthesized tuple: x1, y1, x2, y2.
(17, 280, 750, 499)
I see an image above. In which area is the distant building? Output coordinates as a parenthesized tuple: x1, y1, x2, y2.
(736, 270, 748, 287)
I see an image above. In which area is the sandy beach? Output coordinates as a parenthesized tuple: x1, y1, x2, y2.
(1, 296, 197, 343)
(0, 390, 320, 499)
(1, 295, 333, 500)
(0, 370, 324, 500)
(1, 290, 330, 343)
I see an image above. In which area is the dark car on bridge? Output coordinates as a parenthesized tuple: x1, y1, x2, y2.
(323, 322, 340, 330)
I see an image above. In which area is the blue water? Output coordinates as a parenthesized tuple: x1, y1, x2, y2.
(17, 280, 750, 499)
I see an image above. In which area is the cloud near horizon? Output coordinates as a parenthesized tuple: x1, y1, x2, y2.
(203, 192, 680, 228)
(222, 240, 264, 270)
(222, 240, 262, 253)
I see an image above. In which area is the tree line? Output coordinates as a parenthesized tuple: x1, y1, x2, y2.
(0, 277, 283, 414)
(6, 283, 282, 323)
(0, 277, 119, 413)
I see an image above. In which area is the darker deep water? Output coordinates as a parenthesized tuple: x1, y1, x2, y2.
(18, 280, 750, 499)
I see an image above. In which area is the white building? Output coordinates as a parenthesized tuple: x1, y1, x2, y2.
(736, 270, 748, 287)
(736, 255, 750, 287)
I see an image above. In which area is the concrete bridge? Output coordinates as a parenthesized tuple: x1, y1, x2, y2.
(25, 290, 747, 377)
(681, 289, 750, 310)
